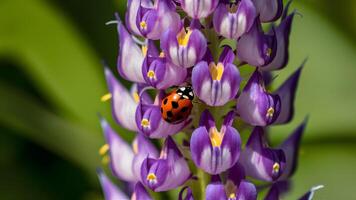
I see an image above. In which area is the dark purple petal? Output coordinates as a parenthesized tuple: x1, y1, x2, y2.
(97, 169, 129, 200)
(219, 46, 236, 64)
(236, 19, 277, 67)
(298, 185, 324, 200)
(206, 177, 227, 200)
(141, 157, 169, 191)
(236, 70, 281, 126)
(179, 186, 194, 200)
(261, 12, 295, 71)
(116, 15, 145, 83)
(227, 162, 245, 186)
(279, 118, 307, 179)
(104, 67, 138, 131)
(219, 126, 241, 172)
(181, 0, 219, 19)
(240, 127, 286, 182)
(223, 111, 236, 127)
(100, 118, 136, 182)
(213, 0, 256, 39)
(273, 61, 304, 124)
(132, 182, 152, 200)
(251, 0, 283, 22)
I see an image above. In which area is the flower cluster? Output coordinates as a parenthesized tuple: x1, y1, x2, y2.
(97, 0, 323, 199)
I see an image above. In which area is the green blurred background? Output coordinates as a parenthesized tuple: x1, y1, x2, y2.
(0, 0, 355, 199)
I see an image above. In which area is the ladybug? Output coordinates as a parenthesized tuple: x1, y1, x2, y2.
(160, 86, 194, 124)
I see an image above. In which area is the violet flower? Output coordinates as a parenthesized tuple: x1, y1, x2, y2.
(190, 110, 241, 174)
(213, 0, 256, 39)
(161, 27, 207, 68)
(236, 70, 281, 126)
(192, 47, 241, 106)
(141, 137, 191, 191)
(180, 0, 219, 19)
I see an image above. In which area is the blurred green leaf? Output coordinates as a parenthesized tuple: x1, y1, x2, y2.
(0, 82, 103, 184)
(270, 3, 356, 140)
(0, 0, 109, 132)
(284, 144, 356, 199)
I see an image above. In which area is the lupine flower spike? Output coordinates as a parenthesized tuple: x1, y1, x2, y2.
(97, 0, 323, 199)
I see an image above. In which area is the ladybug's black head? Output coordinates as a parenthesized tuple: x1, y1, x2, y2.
(176, 86, 194, 100)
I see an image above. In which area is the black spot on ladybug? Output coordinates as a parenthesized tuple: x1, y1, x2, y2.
(160, 107, 163, 113)
(176, 115, 184, 121)
(167, 111, 173, 117)
(181, 106, 188, 112)
(163, 98, 168, 105)
(165, 118, 172, 123)
(171, 101, 179, 109)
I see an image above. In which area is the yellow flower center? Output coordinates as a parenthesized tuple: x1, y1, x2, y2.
(100, 93, 112, 102)
(147, 70, 156, 79)
(209, 127, 223, 147)
(229, 193, 236, 200)
(266, 107, 275, 117)
(266, 48, 272, 57)
(209, 62, 224, 81)
(141, 45, 148, 56)
(140, 21, 147, 30)
(177, 29, 192, 46)
(146, 173, 157, 184)
(141, 119, 150, 128)
(132, 92, 140, 103)
(159, 52, 165, 57)
(273, 162, 280, 173)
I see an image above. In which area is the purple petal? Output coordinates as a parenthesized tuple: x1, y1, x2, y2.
(251, 0, 283, 22)
(261, 12, 295, 71)
(179, 186, 194, 200)
(279, 118, 307, 179)
(157, 137, 191, 191)
(236, 180, 257, 200)
(116, 16, 145, 83)
(213, 0, 256, 39)
(219, 46, 236, 64)
(97, 169, 129, 200)
(132, 134, 159, 181)
(104, 68, 138, 131)
(240, 127, 286, 182)
(236, 70, 281, 126)
(141, 157, 169, 191)
(227, 162, 245, 186)
(181, 0, 219, 19)
(205, 177, 227, 200)
(273, 61, 304, 124)
(132, 182, 152, 200)
(236, 19, 277, 67)
(298, 185, 324, 200)
(222, 111, 236, 127)
(100, 118, 136, 182)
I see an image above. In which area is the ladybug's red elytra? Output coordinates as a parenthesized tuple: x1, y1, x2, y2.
(160, 86, 194, 124)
